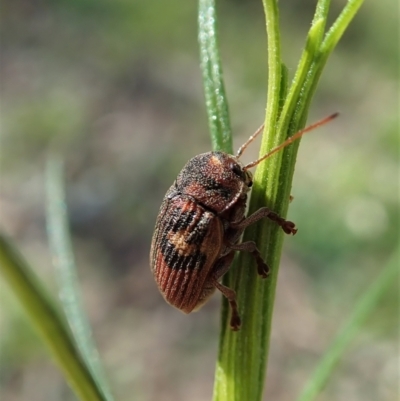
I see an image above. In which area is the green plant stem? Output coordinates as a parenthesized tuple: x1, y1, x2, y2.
(0, 234, 108, 401)
(211, 0, 365, 400)
(296, 248, 400, 401)
(213, 2, 286, 399)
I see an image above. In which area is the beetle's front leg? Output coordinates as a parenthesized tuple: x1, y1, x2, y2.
(231, 206, 297, 235)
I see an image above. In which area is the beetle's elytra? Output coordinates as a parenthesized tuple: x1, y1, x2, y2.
(150, 114, 338, 330)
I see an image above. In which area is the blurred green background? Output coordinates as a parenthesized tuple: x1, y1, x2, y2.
(1, 0, 398, 400)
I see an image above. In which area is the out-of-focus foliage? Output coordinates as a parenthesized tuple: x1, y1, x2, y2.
(1, 1, 398, 401)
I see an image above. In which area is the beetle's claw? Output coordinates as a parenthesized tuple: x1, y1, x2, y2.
(257, 262, 270, 278)
(282, 220, 297, 235)
(230, 314, 241, 331)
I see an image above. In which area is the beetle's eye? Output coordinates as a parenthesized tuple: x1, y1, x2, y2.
(247, 180, 253, 188)
(230, 163, 244, 178)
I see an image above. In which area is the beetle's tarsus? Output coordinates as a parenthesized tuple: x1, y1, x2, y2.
(230, 313, 241, 331)
(282, 220, 297, 235)
(213, 280, 242, 331)
(257, 261, 270, 278)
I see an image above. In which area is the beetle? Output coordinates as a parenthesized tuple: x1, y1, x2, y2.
(150, 113, 338, 330)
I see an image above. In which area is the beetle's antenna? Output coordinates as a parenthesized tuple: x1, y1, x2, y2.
(236, 123, 265, 158)
(243, 113, 339, 170)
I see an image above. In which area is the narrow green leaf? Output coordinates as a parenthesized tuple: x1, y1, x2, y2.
(290, 0, 366, 130)
(0, 234, 108, 401)
(296, 248, 400, 401)
(278, 63, 289, 117)
(198, 0, 233, 153)
(274, 0, 332, 151)
(275, 17, 326, 142)
(46, 156, 114, 401)
(262, 0, 282, 145)
(321, 0, 365, 54)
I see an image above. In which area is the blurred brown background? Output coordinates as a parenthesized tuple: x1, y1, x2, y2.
(1, 0, 398, 400)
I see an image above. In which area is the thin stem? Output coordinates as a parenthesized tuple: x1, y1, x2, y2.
(209, 0, 366, 400)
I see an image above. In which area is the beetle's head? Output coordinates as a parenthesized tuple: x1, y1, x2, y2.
(176, 151, 252, 214)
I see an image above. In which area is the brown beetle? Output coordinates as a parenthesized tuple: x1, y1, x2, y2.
(150, 114, 337, 330)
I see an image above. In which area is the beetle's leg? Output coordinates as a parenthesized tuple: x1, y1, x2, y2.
(208, 252, 241, 330)
(231, 207, 297, 235)
(229, 241, 269, 278)
(213, 279, 241, 331)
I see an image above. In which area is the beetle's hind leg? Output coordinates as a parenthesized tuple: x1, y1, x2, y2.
(213, 280, 241, 331)
(208, 252, 241, 330)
